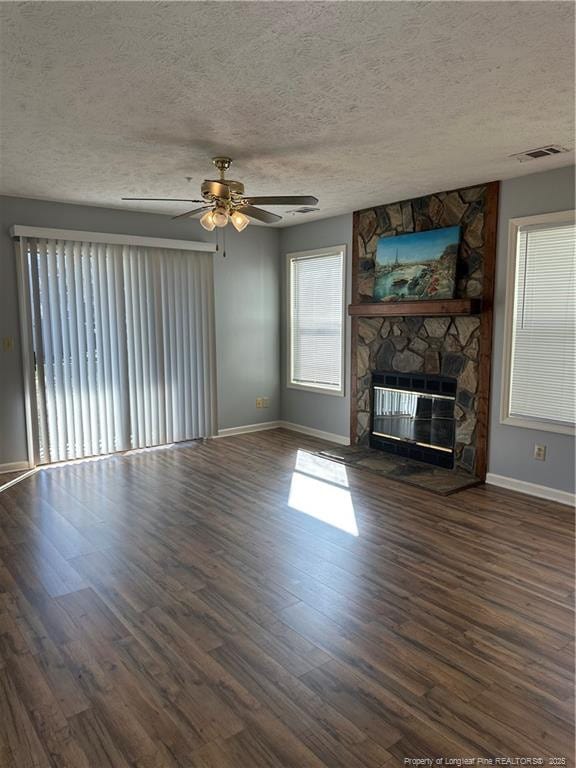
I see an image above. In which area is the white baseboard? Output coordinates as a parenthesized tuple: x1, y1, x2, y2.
(216, 421, 281, 438)
(278, 421, 350, 446)
(486, 473, 575, 507)
(0, 461, 31, 475)
(215, 420, 349, 446)
(0, 468, 37, 491)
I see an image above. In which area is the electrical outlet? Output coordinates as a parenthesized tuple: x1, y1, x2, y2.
(534, 444, 547, 461)
(256, 397, 263, 409)
(261, 397, 270, 409)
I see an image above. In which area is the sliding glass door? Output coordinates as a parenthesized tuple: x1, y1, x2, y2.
(22, 236, 217, 465)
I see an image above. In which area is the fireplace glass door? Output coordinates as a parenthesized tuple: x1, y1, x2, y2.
(372, 386, 455, 454)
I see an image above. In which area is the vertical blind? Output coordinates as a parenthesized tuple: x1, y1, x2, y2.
(25, 237, 217, 464)
(375, 388, 418, 417)
(289, 250, 344, 392)
(509, 219, 575, 427)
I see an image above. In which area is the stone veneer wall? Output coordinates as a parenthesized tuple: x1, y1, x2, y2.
(354, 184, 489, 473)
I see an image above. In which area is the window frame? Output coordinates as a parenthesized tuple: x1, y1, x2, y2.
(286, 245, 347, 397)
(500, 209, 575, 436)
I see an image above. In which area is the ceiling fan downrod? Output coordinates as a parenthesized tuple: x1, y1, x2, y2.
(212, 157, 232, 180)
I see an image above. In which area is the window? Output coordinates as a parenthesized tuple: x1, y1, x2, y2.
(501, 211, 575, 435)
(287, 246, 346, 395)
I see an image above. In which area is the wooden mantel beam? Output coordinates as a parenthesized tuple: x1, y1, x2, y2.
(348, 298, 481, 318)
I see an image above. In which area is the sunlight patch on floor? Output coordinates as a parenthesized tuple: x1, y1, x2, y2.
(288, 451, 358, 536)
(294, 450, 349, 487)
(42, 442, 178, 470)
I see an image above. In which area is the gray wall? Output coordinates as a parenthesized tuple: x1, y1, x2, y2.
(279, 214, 353, 439)
(2, 167, 574, 493)
(278, 167, 575, 493)
(0, 196, 280, 464)
(489, 166, 575, 493)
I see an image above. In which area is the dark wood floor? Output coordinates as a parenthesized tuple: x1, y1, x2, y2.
(0, 428, 573, 767)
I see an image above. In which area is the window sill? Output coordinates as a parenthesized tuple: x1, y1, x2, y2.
(287, 382, 345, 398)
(500, 414, 575, 436)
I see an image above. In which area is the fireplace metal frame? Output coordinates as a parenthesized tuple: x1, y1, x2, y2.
(369, 371, 457, 469)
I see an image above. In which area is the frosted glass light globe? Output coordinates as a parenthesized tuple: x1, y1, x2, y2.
(212, 208, 229, 228)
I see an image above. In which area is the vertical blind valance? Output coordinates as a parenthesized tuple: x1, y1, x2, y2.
(509, 220, 575, 427)
(24, 236, 217, 464)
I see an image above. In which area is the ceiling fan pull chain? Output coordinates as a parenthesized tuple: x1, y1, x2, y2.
(215, 228, 226, 258)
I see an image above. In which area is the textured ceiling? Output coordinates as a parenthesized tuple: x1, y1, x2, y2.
(0, 1, 574, 226)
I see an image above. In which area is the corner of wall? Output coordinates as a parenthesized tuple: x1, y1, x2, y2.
(488, 165, 575, 495)
(278, 214, 353, 439)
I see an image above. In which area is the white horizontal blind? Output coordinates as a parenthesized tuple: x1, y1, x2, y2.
(290, 250, 344, 391)
(25, 237, 216, 464)
(509, 220, 576, 427)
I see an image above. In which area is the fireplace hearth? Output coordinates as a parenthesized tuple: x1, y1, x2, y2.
(370, 371, 457, 468)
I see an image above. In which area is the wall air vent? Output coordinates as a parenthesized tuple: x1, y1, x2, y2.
(509, 145, 571, 163)
(287, 206, 320, 215)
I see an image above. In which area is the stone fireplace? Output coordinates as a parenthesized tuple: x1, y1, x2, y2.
(351, 182, 499, 478)
(357, 313, 481, 471)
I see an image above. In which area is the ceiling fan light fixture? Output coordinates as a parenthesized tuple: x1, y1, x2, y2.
(199, 210, 216, 231)
(212, 208, 229, 228)
(124, 157, 318, 232)
(230, 210, 250, 232)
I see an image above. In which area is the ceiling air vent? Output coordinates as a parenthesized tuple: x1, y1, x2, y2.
(287, 206, 320, 215)
(510, 145, 570, 163)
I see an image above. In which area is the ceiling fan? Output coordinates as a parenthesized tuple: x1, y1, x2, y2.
(122, 157, 319, 232)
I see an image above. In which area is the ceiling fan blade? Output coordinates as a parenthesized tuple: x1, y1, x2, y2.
(238, 205, 282, 224)
(122, 197, 204, 202)
(171, 206, 212, 220)
(243, 195, 318, 207)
